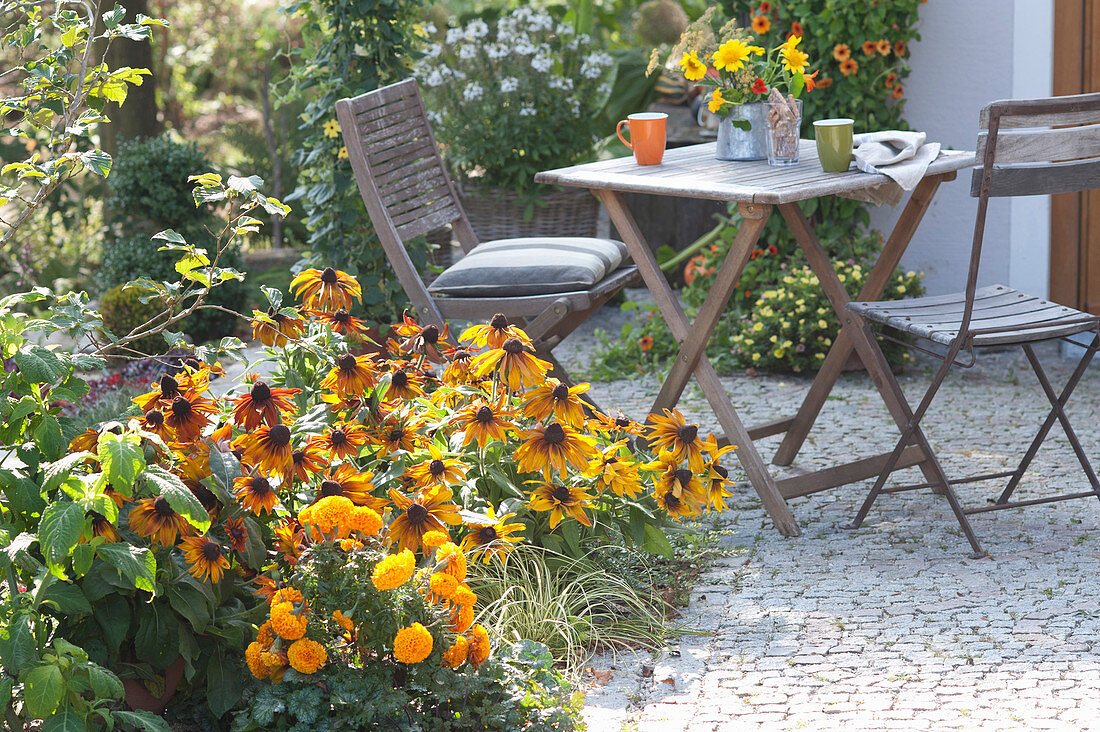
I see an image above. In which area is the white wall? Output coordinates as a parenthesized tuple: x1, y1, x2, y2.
(867, 0, 1053, 297)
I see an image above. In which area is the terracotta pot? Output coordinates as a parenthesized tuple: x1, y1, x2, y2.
(122, 657, 184, 714)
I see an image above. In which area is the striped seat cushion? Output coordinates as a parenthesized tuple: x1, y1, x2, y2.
(427, 237, 629, 297)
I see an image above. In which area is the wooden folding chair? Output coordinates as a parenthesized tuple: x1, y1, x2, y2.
(844, 93, 1100, 557)
(335, 79, 638, 392)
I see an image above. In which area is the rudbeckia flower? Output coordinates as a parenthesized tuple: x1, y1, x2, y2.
(85, 510, 121, 543)
(454, 401, 514, 448)
(164, 394, 218, 442)
(585, 441, 643, 497)
(701, 434, 738, 512)
(460, 506, 524, 563)
(406, 444, 468, 488)
(441, 346, 477, 386)
(128, 496, 192, 547)
(181, 535, 230, 583)
(69, 428, 99, 455)
(274, 519, 304, 565)
(471, 337, 551, 392)
(234, 474, 280, 515)
(386, 486, 463, 552)
(515, 421, 598, 479)
(232, 378, 300, 430)
(139, 408, 172, 441)
(383, 367, 426, 402)
(522, 378, 590, 427)
(461, 313, 529, 350)
(645, 454, 706, 520)
(310, 422, 369, 460)
(290, 267, 362, 312)
(393, 313, 452, 362)
(251, 306, 306, 348)
(645, 408, 707, 473)
(321, 353, 377, 398)
(527, 481, 594, 528)
(289, 444, 326, 483)
(133, 373, 183, 412)
(314, 307, 369, 336)
(587, 409, 642, 437)
(235, 424, 295, 475)
(224, 517, 249, 553)
(371, 415, 427, 457)
(311, 464, 384, 511)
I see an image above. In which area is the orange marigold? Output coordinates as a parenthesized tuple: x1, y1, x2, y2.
(246, 641, 269, 679)
(372, 549, 416, 590)
(333, 610, 355, 633)
(467, 624, 491, 669)
(449, 604, 475, 634)
(429, 572, 459, 600)
(287, 638, 327, 674)
(442, 636, 469, 669)
(436, 542, 467, 582)
(393, 622, 434, 664)
(346, 505, 383, 536)
(270, 601, 308, 640)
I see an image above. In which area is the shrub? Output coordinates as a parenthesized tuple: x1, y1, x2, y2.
(98, 283, 171, 357)
(108, 135, 217, 235)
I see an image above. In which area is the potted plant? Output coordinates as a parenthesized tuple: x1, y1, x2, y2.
(416, 7, 614, 240)
(658, 8, 817, 160)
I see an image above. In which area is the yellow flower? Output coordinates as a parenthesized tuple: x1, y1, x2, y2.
(422, 530, 450, 548)
(333, 610, 355, 633)
(394, 622, 434, 664)
(337, 146, 348, 160)
(246, 642, 269, 679)
(323, 119, 341, 138)
(450, 604, 474, 633)
(270, 601, 308, 640)
(708, 90, 726, 114)
(372, 549, 417, 590)
(435, 541, 468, 582)
(781, 44, 809, 74)
(346, 506, 383, 536)
(467, 624, 491, 669)
(301, 495, 356, 535)
(270, 587, 304, 607)
(452, 584, 476, 607)
(712, 38, 757, 72)
(429, 572, 459, 600)
(287, 638, 327, 674)
(679, 51, 707, 81)
(442, 636, 469, 668)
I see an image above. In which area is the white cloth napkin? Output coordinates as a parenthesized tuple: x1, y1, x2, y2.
(848, 130, 941, 206)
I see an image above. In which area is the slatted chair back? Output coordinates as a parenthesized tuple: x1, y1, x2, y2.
(336, 79, 480, 324)
(957, 93, 1100, 340)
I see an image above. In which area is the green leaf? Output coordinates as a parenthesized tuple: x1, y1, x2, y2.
(0, 612, 37, 675)
(205, 647, 243, 717)
(86, 663, 124, 701)
(134, 603, 178, 670)
(92, 594, 130, 654)
(40, 453, 87, 493)
(97, 432, 145, 490)
(102, 6, 126, 27)
(208, 449, 241, 492)
(227, 175, 261, 193)
(23, 664, 64, 718)
(174, 252, 210, 276)
(144, 466, 210, 532)
(151, 229, 185, 244)
(113, 709, 172, 732)
(240, 516, 266, 569)
(39, 501, 84, 574)
(79, 150, 111, 177)
(641, 523, 673, 558)
(71, 543, 94, 576)
(38, 581, 92, 615)
(14, 345, 66, 383)
(96, 543, 156, 594)
(40, 703, 87, 732)
(34, 415, 65, 461)
(0, 675, 13, 713)
(167, 581, 211, 634)
(260, 285, 282, 309)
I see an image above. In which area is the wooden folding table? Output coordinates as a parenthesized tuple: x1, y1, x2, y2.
(535, 140, 976, 537)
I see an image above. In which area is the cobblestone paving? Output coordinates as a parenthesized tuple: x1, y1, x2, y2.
(569, 327, 1100, 731)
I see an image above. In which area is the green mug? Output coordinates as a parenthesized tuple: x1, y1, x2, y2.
(813, 118, 854, 173)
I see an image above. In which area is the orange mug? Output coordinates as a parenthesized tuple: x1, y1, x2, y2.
(617, 112, 668, 165)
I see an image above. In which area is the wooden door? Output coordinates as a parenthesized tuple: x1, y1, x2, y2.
(1052, 0, 1100, 314)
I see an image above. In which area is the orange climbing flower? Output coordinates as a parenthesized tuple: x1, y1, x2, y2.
(885, 72, 898, 89)
(894, 39, 907, 57)
(861, 40, 876, 55)
(892, 84, 904, 99)
(875, 39, 891, 55)
(839, 58, 859, 76)
(833, 43, 851, 62)
(751, 14, 770, 33)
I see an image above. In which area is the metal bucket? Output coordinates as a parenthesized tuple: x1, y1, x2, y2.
(716, 103, 768, 161)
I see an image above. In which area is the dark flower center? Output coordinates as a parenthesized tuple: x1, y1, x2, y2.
(429, 459, 446, 476)
(251, 477, 272, 496)
(664, 491, 682, 510)
(543, 423, 566, 445)
(714, 465, 728, 479)
(320, 480, 343, 497)
(452, 348, 471, 362)
(201, 541, 223, 562)
(251, 381, 272, 402)
(422, 324, 440, 344)
(171, 396, 192, 417)
(388, 429, 405, 442)
(502, 337, 524, 354)
(551, 384, 570, 401)
(153, 496, 175, 518)
(268, 424, 291, 447)
(551, 485, 572, 503)
(674, 469, 694, 486)
(292, 449, 306, 465)
(475, 406, 494, 424)
(159, 375, 179, 397)
(87, 510, 105, 522)
(478, 525, 498, 543)
(490, 313, 508, 329)
(321, 267, 338, 284)
(615, 416, 631, 429)
(676, 424, 698, 443)
(391, 370, 409, 387)
(333, 309, 351, 324)
(329, 429, 348, 446)
(145, 409, 164, 426)
(406, 503, 429, 525)
(338, 353, 357, 371)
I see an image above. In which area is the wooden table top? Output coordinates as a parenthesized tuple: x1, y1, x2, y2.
(535, 140, 977, 205)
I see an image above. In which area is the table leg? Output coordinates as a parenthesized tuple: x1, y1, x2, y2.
(598, 190, 801, 537)
(778, 201, 940, 487)
(772, 174, 952, 466)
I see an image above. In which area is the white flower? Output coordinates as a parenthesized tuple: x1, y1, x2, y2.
(466, 19, 489, 39)
(513, 38, 536, 55)
(427, 111, 443, 125)
(424, 69, 445, 87)
(519, 106, 537, 117)
(548, 77, 574, 91)
(463, 82, 484, 102)
(445, 27, 464, 44)
(459, 44, 477, 60)
(597, 83, 611, 97)
(487, 44, 511, 60)
(500, 77, 519, 93)
(423, 44, 442, 60)
(529, 12, 554, 31)
(422, 23, 437, 36)
(531, 53, 553, 73)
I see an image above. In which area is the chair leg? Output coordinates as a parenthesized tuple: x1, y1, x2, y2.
(845, 325, 986, 557)
(997, 333, 1100, 505)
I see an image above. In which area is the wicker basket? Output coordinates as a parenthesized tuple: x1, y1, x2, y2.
(457, 183, 599, 241)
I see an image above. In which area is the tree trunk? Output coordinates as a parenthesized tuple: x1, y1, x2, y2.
(100, 0, 160, 159)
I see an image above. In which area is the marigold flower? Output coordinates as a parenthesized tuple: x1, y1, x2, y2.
(257, 620, 276, 649)
(436, 541, 468, 582)
(442, 636, 469, 668)
(449, 604, 474, 634)
(429, 572, 459, 600)
(452, 584, 476, 608)
(422, 530, 450, 547)
(528, 481, 594, 528)
(751, 14, 770, 33)
(290, 267, 362, 312)
(260, 649, 288, 674)
(347, 505, 383, 536)
(467, 624, 491, 669)
(271, 587, 304, 607)
(287, 638, 327, 674)
(246, 642, 269, 679)
(833, 43, 851, 61)
(372, 548, 417, 590)
(301, 494, 356, 534)
(839, 58, 859, 76)
(333, 610, 355, 633)
(180, 535, 230, 583)
(270, 601, 308, 640)
(394, 622, 434, 664)
(128, 496, 191, 547)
